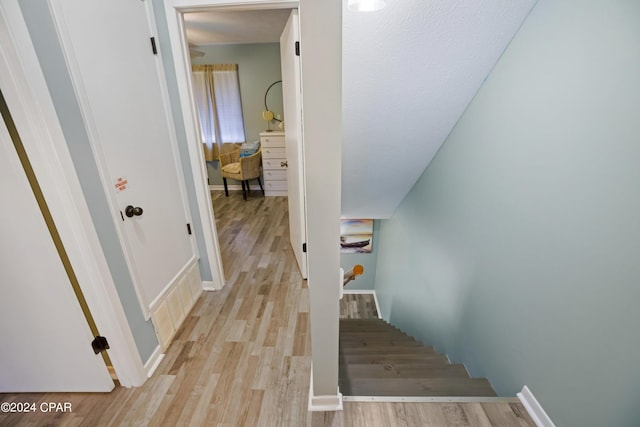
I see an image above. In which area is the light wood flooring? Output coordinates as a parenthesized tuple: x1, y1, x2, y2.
(340, 294, 379, 319)
(0, 191, 534, 426)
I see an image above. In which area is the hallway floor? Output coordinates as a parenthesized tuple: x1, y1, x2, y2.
(0, 191, 534, 426)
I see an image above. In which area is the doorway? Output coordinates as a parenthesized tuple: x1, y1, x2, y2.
(171, 3, 308, 283)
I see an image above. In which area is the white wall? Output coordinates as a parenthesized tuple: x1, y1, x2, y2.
(374, 1, 640, 426)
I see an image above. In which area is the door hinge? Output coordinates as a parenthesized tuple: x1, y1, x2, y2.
(295, 41, 300, 56)
(91, 336, 110, 354)
(187, 223, 192, 235)
(302, 243, 307, 253)
(150, 37, 158, 55)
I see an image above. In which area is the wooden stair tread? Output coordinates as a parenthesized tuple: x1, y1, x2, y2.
(340, 339, 421, 347)
(339, 345, 435, 355)
(340, 352, 447, 364)
(342, 377, 496, 397)
(340, 363, 469, 378)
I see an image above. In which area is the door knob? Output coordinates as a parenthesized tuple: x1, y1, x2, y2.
(125, 205, 143, 218)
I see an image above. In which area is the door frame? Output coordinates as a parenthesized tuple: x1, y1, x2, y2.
(163, 0, 298, 290)
(0, 1, 147, 387)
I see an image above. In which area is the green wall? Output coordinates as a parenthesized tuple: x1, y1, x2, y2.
(191, 43, 283, 185)
(374, 1, 640, 426)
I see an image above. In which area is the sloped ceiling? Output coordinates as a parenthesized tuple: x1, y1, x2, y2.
(342, 0, 537, 218)
(184, 1, 538, 219)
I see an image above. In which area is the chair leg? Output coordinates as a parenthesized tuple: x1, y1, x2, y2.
(257, 176, 265, 196)
(242, 181, 247, 200)
(223, 178, 229, 197)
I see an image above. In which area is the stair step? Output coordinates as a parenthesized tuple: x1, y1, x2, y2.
(339, 345, 434, 355)
(341, 363, 469, 379)
(339, 338, 420, 348)
(340, 352, 448, 364)
(342, 377, 497, 397)
(339, 332, 417, 342)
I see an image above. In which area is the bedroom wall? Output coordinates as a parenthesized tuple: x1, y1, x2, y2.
(373, 0, 640, 426)
(191, 43, 283, 186)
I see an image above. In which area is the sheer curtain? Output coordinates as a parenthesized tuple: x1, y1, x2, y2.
(192, 64, 246, 161)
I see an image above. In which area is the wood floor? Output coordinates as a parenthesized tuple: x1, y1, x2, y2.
(0, 191, 534, 426)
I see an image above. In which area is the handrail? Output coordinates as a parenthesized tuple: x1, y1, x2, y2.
(343, 264, 364, 286)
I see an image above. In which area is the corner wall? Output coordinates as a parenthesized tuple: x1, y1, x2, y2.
(374, 1, 640, 426)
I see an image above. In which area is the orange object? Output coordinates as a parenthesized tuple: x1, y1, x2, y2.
(353, 264, 364, 276)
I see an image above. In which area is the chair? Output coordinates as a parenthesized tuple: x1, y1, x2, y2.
(219, 143, 265, 200)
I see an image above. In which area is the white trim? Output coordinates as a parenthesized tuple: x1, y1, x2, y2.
(202, 280, 220, 291)
(342, 290, 381, 319)
(143, 347, 165, 378)
(0, 1, 147, 387)
(517, 386, 556, 427)
(343, 396, 521, 403)
(308, 369, 343, 411)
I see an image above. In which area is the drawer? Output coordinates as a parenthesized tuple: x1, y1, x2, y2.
(265, 180, 288, 190)
(262, 147, 286, 158)
(264, 170, 287, 181)
(260, 135, 285, 144)
(263, 158, 288, 170)
(260, 139, 285, 148)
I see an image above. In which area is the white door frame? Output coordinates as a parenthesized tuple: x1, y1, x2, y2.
(0, 0, 147, 387)
(163, 0, 297, 291)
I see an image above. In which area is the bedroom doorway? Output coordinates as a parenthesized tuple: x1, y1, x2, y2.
(165, 2, 307, 284)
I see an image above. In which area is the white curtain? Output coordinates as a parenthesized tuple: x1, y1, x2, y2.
(192, 64, 246, 161)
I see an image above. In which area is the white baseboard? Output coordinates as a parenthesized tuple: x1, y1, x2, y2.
(517, 386, 555, 427)
(308, 370, 343, 411)
(342, 289, 381, 319)
(343, 396, 519, 403)
(143, 346, 164, 378)
(202, 280, 220, 291)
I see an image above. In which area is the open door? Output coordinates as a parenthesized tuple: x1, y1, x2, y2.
(280, 10, 308, 279)
(48, 0, 197, 317)
(0, 92, 114, 392)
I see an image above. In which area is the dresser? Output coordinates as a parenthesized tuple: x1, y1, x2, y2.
(260, 131, 288, 196)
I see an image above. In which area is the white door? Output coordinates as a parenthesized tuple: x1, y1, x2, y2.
(0, 95, 114, 392)
(50, 0, 195, 315)
(280, 10, 308, 279)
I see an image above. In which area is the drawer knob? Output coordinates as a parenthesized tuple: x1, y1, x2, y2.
(281, 161, 288, 168)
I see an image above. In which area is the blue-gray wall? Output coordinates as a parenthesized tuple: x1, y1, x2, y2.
(151, 0, 212, 282)
(191, 43, 283, 185)
(18, 0, 158, 362)
(374, 1, 640, 426)
(341, 220, 379, 291)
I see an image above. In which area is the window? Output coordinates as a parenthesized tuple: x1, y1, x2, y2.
(192, 64, 246, 161)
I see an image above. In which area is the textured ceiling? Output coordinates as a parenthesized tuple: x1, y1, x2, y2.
(184, 9, 290, 45)
(184, 1, 537, 218)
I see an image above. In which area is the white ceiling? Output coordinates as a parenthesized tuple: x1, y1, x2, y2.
(184, 1, 538, 218)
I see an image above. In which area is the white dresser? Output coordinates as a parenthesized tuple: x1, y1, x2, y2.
(260, 131, 288, 196)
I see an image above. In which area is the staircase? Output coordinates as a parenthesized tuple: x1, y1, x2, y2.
(339, 318, 496, 397)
